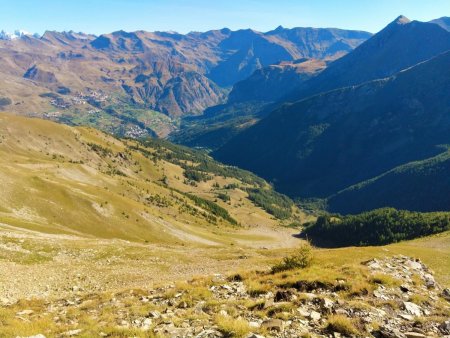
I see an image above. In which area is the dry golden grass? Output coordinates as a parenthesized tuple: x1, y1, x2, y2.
(214, 314, 251, 338)
(326, 315, 359, 335)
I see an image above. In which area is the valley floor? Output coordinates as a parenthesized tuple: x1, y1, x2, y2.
(0, 222, 301, 304)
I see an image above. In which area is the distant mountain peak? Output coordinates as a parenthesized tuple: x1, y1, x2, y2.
(393, 15, 411, 25)
(430, 17, 450, 32)
(0, 29, 35, 40)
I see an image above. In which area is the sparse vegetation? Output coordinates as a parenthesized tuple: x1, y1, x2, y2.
(217, 192, 231, 202)
(183, 192, 237, 225)
(215, 314, 251, 337)
(272, 242, 314, 273)
(246, 187, 294, 219)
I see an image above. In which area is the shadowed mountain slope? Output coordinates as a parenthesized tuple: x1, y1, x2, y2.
(214, 50, 450, 212)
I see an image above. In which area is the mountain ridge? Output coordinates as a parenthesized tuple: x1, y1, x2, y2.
(214, 48, 450, 213)
(286, 16, 450, 103)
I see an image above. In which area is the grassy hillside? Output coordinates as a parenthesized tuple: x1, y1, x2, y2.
(0, 114, 448, 337)
(0, 113, 306, 245)
(328, 150, 450, 213)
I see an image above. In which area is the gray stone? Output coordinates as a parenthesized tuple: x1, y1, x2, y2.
(406, 260, 422, 270)
(440, 321, 450, 334)
(423, 273, 436, 288)
(63, 329, 82, 337)
(405, 333, 426, 338)
(309, 310, 321, 321)
(321, 297, 334, 311)
(263, 298, 274, 309)
(141, 318, 152, 331)
(297, 308, 309, 317)
(194, 301, 206, 314)
(148, 310, 161, 318)
(249, 321, 260, 328)
(246, 334, 265, 338)
(16, 309, 34, 316)
(261, 319, 284, 331)
(195, 329, 224, 338)
(399, 314, 414, 321)
(403, 301, 422, 316)
(365, 259, 381, 269)
(335, 308, 348, 316)
(442, 288, 450, 301)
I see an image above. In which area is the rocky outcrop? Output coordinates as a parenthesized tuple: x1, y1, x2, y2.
(127, 69, 227, 117)
(4, 256, 449, 337)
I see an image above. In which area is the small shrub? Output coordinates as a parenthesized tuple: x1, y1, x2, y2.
(217, 192, 230, 202)
(272, 242, 313, 273)
(215, 314, 251, 338)
(0, 97, 12, 107)
(326, 315, 359, 335)
(369, 273, 401, 287)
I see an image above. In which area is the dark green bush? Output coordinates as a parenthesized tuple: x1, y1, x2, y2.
(0, 97, 12, 107)
(272, 242, 314, 273)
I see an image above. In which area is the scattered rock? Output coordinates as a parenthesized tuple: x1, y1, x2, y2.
(440, 321, 450, 334)
(249, 321, 260, 328)
(403, 302, 422, 316)
(405, 332, 426, 338)
(405, 260, 422, 270)
(308, 310, 321, 321)
(149, 310, 161, 318)
(423, 274, 436, 289)
(261, 318, 284, 331)
(16, 310, 34, 316)
(62, 329, 82, 337)
(320, 297, 334, 311)
(246, 334, 265, 338)
(442, 288, 450, 301)
(263, 298, 274, 309)
(194, 301, 206, 314)
(4, 255, 447, 338)
(195, 329, 223, 338)
(141, 318, 152, 331)
(297, 308, 310, 317)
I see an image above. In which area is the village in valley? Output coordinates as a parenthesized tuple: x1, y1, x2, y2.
(49, 90, 109, 110)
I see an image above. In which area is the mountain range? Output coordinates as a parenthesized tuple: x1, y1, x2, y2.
(0, 26, 370, 136)
(2, 15, 450, 216)
(214, 16, 450, 214)
(173, 16, 450, 150)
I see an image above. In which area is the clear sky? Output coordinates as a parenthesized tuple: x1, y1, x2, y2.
(0, 0, 449, 35)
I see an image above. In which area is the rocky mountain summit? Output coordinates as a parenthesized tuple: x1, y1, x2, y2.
(7, 256, 450, 337)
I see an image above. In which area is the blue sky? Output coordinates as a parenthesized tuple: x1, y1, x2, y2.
(0, 0, 449, 35)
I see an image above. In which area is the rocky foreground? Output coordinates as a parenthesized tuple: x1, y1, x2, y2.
(5, 256, 450, 338)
